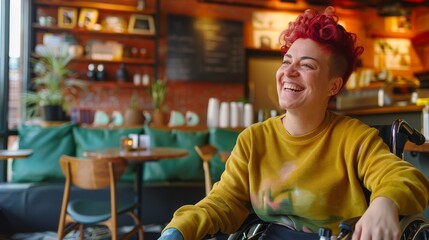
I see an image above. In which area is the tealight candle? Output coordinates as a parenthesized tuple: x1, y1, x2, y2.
(121, 136, 133, 151)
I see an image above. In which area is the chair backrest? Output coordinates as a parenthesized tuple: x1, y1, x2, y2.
(59, 155, 128, 190)
(372, 119, 425, 158)
(195, 144, 218, 163)
(195, 144, 218, 195)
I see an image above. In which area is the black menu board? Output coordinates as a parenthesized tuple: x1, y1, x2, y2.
(167, 15, 245, 82)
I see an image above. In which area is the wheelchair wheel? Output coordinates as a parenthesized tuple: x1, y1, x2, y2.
(400, 214, 429, 240)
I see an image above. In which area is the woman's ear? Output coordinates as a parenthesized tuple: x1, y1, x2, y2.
(329, 77, 343, 96)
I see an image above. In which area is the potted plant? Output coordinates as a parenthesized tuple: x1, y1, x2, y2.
(149, 79, 167, 126)
(123, 90, 145, 126)
(24, 45, 87, 121)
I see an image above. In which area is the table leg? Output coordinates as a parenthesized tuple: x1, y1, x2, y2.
(134, 163, 145, 220)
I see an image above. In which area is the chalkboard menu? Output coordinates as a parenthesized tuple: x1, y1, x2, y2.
(167, 15, 245, 82)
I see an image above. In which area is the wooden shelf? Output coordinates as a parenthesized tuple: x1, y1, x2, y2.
(412, 31, 429, 46)
(71, 57, 155, 65)
(34, 0, 156, 14)
(33, 24, 156, 37)
(31, 0, 160, 97)
(370, 30, 429, 46)
(370, 32, 414, 39)
(88, 81, 149, 89)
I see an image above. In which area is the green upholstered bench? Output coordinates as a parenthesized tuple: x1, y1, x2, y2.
(0, 123, 241, 234)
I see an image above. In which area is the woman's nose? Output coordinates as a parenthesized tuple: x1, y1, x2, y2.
(284, 64, 299, 77)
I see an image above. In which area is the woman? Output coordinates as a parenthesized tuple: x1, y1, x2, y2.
(159, 6, 429, 240)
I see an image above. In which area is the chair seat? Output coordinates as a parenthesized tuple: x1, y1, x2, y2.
(68, 199, 136, 224)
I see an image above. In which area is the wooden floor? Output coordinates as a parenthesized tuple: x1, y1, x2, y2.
(0, 226, 162, 240)
(0, 225, 232, 239)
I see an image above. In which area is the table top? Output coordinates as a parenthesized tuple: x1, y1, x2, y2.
(404, 141, 429, 153)
(0, 149, 33, 159)
(83, 147, 188, 162)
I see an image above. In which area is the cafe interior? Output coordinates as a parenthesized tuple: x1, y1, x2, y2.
(1, 0, 429, 239)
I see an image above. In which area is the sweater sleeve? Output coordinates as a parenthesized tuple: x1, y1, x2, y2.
(163, 130, 253, 240)
(355, 126, 429, 215)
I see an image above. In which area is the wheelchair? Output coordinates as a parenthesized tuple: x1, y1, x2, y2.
(227, 119, 429, 240)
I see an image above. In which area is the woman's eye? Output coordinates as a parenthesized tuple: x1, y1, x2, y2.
(301, 63, 314, 69)
(282, 60, 291, 65)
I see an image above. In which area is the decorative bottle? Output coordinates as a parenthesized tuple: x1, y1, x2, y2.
(133, 72, 141, 86)
(142, 72, 150, 86)
(116, 64, 129, 83)
(87, 64, 96, 81)
(137, 0, 145, 10)
(96, 64, 106, 81)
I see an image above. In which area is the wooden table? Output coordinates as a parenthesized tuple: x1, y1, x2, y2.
(0, 149, 33, 159)
(404, 141, 429, 153)
(83, 147, 188, 219)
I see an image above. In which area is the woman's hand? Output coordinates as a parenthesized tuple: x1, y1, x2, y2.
(352, 196, 400, 240)
(158, 228, 184, 240)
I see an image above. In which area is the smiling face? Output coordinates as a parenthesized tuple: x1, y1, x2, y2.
(276, 38, 343, 113)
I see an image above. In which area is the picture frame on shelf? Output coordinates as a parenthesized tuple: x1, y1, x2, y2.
(58, 7, 77, 28)
(101, 16, 127, 33)
(128, 14, 155, 35)
(78, 8, 99, 30)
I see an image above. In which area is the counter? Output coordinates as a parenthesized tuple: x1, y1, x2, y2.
(338, 105, 428, 152)
(335, 105, 424, 129)
(405, 141, 429, 153)
(336, 105, 423, 116)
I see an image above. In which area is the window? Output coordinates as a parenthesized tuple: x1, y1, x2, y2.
(0, 0, 22, 182)
(8, 0, 22, 130)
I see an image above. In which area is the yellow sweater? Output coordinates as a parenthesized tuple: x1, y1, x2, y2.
(165, 111, 429, 239)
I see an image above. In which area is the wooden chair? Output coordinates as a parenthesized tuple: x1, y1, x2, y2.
(57, 155, 144, 240)
(194, 144, 218, 195)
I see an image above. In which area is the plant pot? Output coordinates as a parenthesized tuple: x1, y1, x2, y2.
(42, 105, 68, 121)
(123, 109, 145, 126)
(152, 109, 165, 126)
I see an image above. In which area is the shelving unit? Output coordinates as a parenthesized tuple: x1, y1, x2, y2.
(370, 32, 414, 39)
(412, 31, 429, 46)
(29, 0, 159, 88)
(33, 0, 157, 14)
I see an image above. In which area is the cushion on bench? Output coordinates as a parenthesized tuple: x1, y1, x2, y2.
(209, 128, 241, 181)
(143, 125, 209, 182)
(12, 123, 77, 182)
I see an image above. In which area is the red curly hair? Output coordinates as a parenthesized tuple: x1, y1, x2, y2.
(280, 6, 364, 87)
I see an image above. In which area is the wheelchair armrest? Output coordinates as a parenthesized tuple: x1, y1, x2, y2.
(337, 216, 360, 239)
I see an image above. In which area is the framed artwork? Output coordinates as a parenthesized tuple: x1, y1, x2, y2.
(101, 16, 127, 32)
(374, 38, 410, 70)
(58, 7, 77, 28)
(78, 8, 99, 30)
(128, 14, 155, 34)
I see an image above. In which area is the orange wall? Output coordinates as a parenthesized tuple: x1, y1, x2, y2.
(157, 1, 371, 125)
(80, 1, 429, 126)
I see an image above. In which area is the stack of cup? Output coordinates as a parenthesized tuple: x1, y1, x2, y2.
(207, 97, 220, 128)
(206, 98, 255, 128)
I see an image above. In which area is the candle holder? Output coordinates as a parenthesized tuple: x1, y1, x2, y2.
(120, 136, 133, 151)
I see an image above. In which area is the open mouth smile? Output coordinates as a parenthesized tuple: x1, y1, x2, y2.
(283, 83, 304, 92)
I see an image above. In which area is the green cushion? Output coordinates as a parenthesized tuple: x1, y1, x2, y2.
(73, 126, 143, 182)
(143, 126, 209, 182)
(12, 123, 77, 182)
(209, 128, 240, 182)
